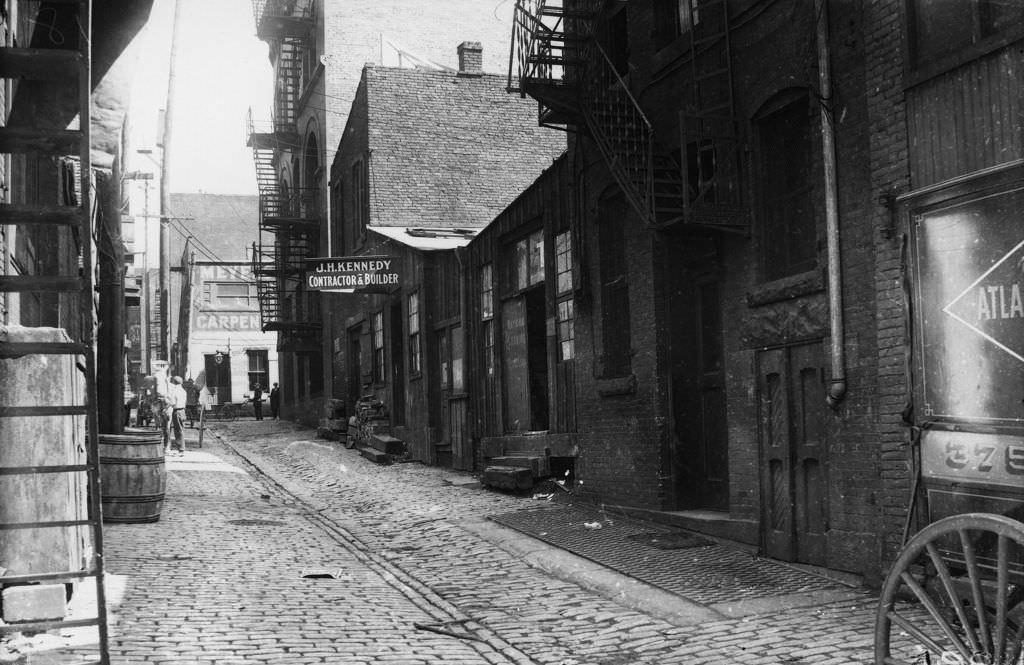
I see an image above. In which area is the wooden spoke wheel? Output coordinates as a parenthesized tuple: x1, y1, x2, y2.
(876, 514, 1024, 665)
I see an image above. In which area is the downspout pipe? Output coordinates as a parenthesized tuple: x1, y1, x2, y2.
(816, 0, 847, 408)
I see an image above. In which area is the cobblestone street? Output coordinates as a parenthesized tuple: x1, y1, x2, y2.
(30, 419, 889, 665)
(4, 420, 901, 664)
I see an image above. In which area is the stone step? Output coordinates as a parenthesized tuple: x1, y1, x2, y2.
(358, 446, 392, 465)
(490, 455, 550, 478)
(370, 433, 404, 456)
(481, 465, 533, 491)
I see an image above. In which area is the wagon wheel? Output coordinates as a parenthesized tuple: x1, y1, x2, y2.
(876, 513, 1024, 665)
(220, 403, 237, 421)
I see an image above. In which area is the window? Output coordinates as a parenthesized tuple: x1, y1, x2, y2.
(480, 264, 495, 379)
(438, 331, 450, 389)
(557, 298, 575, 361)
(757, 94, 817, 282)
(510, 229, 544, 291)
(352, 157, 369, 241)
(247, 350, 269, 391)
(554, 231, 573, 295)
(206, 281, 257, 308)
(408, 291, 421, 374)
(907, 0, 1024, 71)
(653, 0, 693, 50)
(555, 231, 575, 362)
(371, 311, 384, 383)
(480, 263, 494, 318)
(599, 198, 631, 377)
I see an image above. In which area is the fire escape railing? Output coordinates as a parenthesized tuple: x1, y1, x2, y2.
(510, 0, 746, 231)
(581, 41, 659, 228)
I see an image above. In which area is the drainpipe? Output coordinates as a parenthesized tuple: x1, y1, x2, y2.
(816, 0, 846, 408)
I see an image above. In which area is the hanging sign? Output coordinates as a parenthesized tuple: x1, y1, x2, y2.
(305, 256, 400, 293)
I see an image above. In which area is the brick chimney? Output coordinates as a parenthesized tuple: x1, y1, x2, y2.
(457, 41, 483, 76)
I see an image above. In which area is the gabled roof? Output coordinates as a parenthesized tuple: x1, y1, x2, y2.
(346, 63, 565, 230)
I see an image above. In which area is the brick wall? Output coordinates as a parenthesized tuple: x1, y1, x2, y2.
(863, 0, 912, 570)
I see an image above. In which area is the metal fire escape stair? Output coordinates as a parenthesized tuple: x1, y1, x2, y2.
(0, 2, 111, 663)
(678, 0, 748, 232)
(510, 0, 747, 232)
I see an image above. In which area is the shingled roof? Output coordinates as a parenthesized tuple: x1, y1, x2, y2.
(341, 45, 566, 230)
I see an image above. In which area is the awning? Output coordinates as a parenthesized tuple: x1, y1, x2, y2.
(368, 226, 479, 251)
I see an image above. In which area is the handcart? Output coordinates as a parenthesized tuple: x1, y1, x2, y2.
(874, 190, 1024, 664)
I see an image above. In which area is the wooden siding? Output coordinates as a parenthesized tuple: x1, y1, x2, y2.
(464, 155, 574, 441)
(907, 47, 1024, 187)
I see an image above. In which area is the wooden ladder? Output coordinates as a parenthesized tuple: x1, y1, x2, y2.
(0, 2, 110, 663)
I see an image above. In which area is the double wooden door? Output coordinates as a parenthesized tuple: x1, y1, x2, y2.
(758, 342, 829, 566)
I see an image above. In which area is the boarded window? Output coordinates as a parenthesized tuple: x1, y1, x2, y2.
(652, 0, 692, 50)
(757, 95, 817, 282)
(908, 0, 1024, 70)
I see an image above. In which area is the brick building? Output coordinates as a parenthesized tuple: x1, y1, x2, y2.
(166, 194, 279, 415)
(501, 0, 1024, 584)
(325, 43, 565, 465)
(246, 0, 524, 424)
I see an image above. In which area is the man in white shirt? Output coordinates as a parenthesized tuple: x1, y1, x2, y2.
(165, 376, 188, 456)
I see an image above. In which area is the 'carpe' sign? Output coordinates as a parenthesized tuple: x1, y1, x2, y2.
(305, 256, 399, 293)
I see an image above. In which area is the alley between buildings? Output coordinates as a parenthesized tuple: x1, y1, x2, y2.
(6, 421, 928, 665)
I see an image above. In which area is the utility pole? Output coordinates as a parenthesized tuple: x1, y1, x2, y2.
(160, 0, 184, 363)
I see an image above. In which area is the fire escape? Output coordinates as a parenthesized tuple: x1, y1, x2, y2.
(248, 0, 320, 351)
(509, 0, 748, 232)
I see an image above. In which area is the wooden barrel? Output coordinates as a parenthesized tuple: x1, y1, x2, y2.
(99, 431, 166, 523)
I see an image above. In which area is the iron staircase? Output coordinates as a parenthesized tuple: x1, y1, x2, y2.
(0, 2, 111, 663)
(510, 0, 747, 232)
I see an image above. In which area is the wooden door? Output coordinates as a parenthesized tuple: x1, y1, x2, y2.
(758, 342, 828, 565)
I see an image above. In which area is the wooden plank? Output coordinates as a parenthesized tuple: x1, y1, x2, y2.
(0, 405, 89, 417)
(0, 202, 82, 225)
(0, 465, 91, 475)
(0, 569, 97, 585)
(0, 127, 82, 154)
(0, 47, 82, 80)
(0, 275, 83, 292)
(0, 341, 88, 357)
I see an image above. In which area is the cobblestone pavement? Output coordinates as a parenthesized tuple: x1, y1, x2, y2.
(3, 419, 902, 664)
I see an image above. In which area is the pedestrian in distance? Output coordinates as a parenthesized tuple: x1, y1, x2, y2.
(252, 383, 264, 420)
(269, 382, 280, 419)
(165, 376, 188, 456)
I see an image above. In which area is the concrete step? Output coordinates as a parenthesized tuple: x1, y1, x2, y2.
(490, 455, 550, 478)
(481, 465, 533, 491)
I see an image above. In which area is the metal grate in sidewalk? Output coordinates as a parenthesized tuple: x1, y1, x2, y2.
(489, 503, 850, 606)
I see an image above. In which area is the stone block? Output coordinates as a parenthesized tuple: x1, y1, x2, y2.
(481, 465, 533, 491)
(359, 447, 392, 465)
(491, 455, 550, 477)
(369, 433, 404, 456)
(2, 584, 67, 623)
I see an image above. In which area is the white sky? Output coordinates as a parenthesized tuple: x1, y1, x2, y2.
(128, 0, 272, 195)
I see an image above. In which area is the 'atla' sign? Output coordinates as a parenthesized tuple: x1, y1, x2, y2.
(305, 256, 399, 293)
(943, 238, 1024, 362)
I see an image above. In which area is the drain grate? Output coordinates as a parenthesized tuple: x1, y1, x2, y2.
(626, 531, 713, 550)
(227, 518, 285, 526)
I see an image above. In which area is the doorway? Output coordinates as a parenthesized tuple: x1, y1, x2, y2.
(203, 353, 232, 404)
(757, 341, 828, 565)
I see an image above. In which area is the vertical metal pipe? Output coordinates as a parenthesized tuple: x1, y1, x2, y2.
(816, 0, 846, 407)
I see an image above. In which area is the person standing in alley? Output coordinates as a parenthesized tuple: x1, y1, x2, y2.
(269, 382, 280, 419)
(163, 376, 187, 456)
(252, 383, 264, 420)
